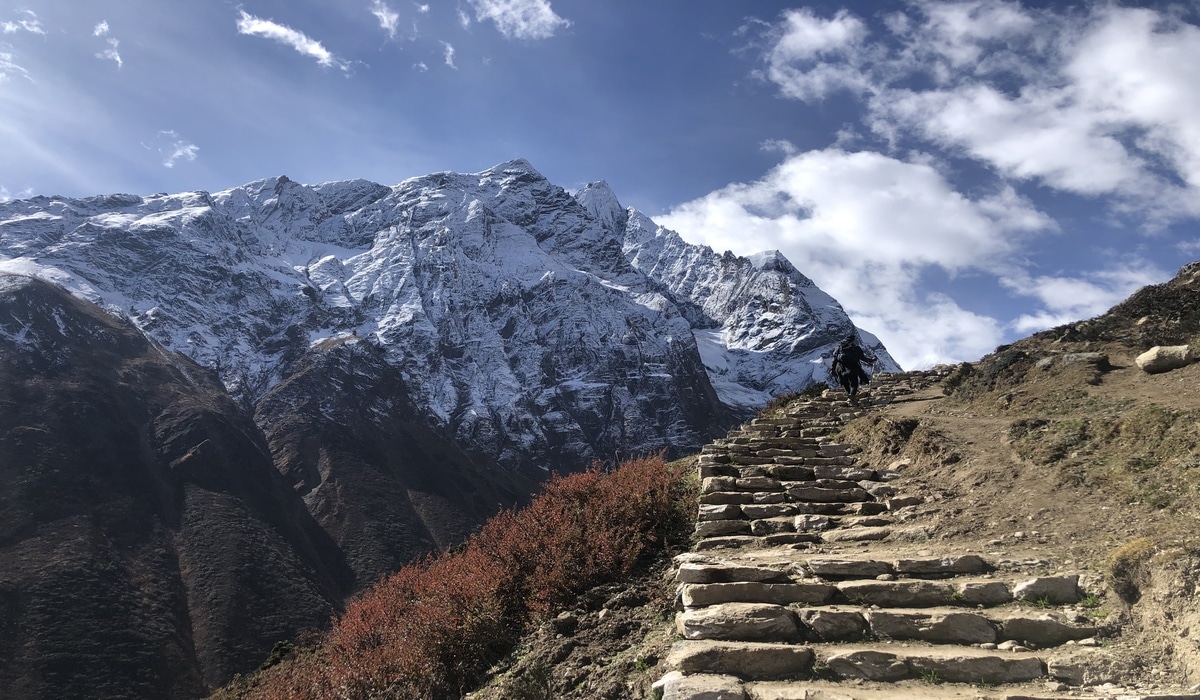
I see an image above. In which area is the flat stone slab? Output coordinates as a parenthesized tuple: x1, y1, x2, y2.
(837, 579, 955, 607)
(797, 608, 868, 641)
(761, 532, 821, 546)
(892, 554, 989, 576)
(746, 679, 1077, 699)
(751, 517, 798, 535)
(657, 672, 746, 700)
(840, 515, 893, 528)
(696, 520, 753, 538)
(677, 563, 792, 584)
(813, 465, 876, 480)
(865, 609, 997, 645)
(699, 504, 743, 521)
(905, 651, 1045, 684)
(824, 649, 908, 681)
(700, 492, 756, 505)
(818, 645, 1047, 684)
(821, 526, 891, 543)
(743, 504, 799, 519)
(788, 486, 872, 503)
(1012, 576, 1082, 605)
(737, 476, 785, 492)
(806, 558, 892, 578)
(695, 536, 761, 551)
(681, 582, 836, 607)
(956, 580, 1014, 606)
(666, 640, 814, 680)
(677, 602, 801, 643)
(996, 611, 1097, 647)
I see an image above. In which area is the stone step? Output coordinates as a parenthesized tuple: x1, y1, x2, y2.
(805, 554, 992, 579)
(819, 526, 893, 543)
(813, 643, 1110, 685)
(664, 641, 1116, 686)
(677, 603, 1098, 648)
(665, 640, 814, 680)
(739, 679, 1199, 700)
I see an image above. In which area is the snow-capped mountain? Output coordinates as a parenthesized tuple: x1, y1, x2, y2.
(0, 159, 898, 474)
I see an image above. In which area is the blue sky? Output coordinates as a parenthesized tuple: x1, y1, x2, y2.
(2, 0, 1199, 369)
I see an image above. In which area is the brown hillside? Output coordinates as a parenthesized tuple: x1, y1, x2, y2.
(0, 276, 351, 698)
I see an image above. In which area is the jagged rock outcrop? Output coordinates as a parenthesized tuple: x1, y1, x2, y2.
(0, 274, 350, 698)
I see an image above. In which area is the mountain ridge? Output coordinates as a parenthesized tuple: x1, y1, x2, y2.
(0, 159, 899, 473)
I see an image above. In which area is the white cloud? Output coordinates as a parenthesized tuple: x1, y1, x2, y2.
(369, 1, 400, 39)
(442, 41, 456, 69)
(897, 0, 1041, 82)
(96, 40, 122, 68)
(416, 3, 430, 13)
(468, 0, 569, 40)
(2, 10, 45, 35)
(758, 4, 1200, 228)
(0, 185, 28, 203)
(760, 139, 798, 156)
(413, 61, 428, 72)
(236, 10, 350, 72)
(1003, 261, 1168, 333)
(91, 21, 122, 67)
(658, 148, 1054, 368)
(157, 130, 199, 168)
(761, 8, 872, 101)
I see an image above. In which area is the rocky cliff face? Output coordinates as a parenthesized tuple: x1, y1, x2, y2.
(0, 275, 350, 698)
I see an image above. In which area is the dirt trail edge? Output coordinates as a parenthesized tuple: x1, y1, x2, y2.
(655, 370, 1200, 700)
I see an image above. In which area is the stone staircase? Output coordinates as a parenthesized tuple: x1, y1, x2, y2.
(655, 372, 1199, 700)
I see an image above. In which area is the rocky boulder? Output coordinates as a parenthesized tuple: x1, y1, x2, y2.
(1136, 345, 1194, 374)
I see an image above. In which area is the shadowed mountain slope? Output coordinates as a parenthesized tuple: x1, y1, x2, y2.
(0, 274, 351, 698)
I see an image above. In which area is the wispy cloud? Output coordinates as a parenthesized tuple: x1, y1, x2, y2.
(155, 130, 199, 168)
(467, 0, 569, 40)
(1004, 262, 1168, 333)
(0, 185, 33, 203)
(93, 20, 122, 68)
(0, 49, 32, 82)
(415, 3, 430, 13)
(1, 10, 44, 36)
(442, 41, 457, 69)
(236, 10, 350, 72)
(413, 61, 428, 72)
(369, 0, 400, 40)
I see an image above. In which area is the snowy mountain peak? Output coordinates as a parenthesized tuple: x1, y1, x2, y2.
(482, 157, 543, 180)
(0, 159, 899, 474)
(574, 181, 627, 232)
(747, 249, 803, 278)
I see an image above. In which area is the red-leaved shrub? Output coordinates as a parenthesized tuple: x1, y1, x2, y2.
(218, 454, 694, 699)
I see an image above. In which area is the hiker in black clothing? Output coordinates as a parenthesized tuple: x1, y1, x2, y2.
(831, 334, 876, 399)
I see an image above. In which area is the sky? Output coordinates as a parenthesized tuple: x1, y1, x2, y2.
(1, 0, 1199, 370)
